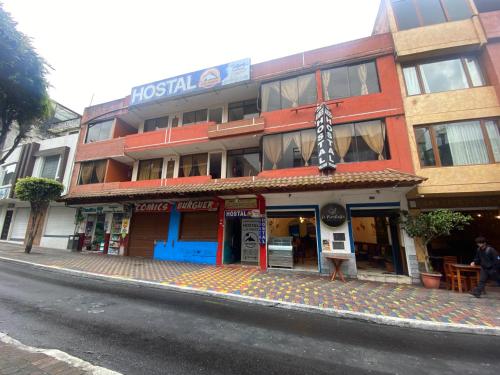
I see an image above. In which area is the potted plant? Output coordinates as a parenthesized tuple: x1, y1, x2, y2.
(401, 209, 472, 288)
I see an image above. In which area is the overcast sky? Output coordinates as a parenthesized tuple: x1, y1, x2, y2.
(3, 0, 381, 114)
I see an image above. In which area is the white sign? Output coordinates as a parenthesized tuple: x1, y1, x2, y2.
(241, 218, 260, 263)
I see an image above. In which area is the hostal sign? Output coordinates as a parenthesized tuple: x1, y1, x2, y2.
(315, 103, 336, 171)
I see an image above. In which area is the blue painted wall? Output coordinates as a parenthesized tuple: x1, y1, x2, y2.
(153, 206, 218, 264)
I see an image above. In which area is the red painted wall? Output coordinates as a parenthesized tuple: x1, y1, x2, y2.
(113, 118, 137, 138)
(105, 159, 132, 183)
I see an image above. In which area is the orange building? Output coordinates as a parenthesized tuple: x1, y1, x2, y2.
(64, 32, 424, 283)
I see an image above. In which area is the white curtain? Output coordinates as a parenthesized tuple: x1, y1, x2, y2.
(403, 67, 421, 95)
(485, 121, 500, 162)
(322, 70, 332, 101)
(300, 130, 316, 166)
(357, 64, 368, 95)
(445, 122, 489, 165)
(281, 78, 299, 108)
(465, 57, 485, 87)
(333, 125, 354, 162)
(297, 74, 316, 105)
(263, 135, 283, 169)
(261, 82, 279, 112)
(356, 121, 386, 160)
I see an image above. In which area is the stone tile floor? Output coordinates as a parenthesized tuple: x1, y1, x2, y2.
(0, 243, 499, 329)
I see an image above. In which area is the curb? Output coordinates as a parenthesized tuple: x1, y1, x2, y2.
(1, 255, 499, 336)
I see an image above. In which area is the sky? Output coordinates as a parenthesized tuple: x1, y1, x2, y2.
(2, 0, 381, 115)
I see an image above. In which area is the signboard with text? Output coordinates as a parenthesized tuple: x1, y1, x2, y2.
(176, 200, 219, 212)
(241, 218, 260, 263)
(135, 202, 171, 212)
(315, 103, 336, 171)
(131, 59, 251, 106)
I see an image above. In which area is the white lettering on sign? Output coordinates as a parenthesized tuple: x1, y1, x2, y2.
(315, 103, 336, 171)
(135, 202, 170, 212)
(176, 200, 219, 211)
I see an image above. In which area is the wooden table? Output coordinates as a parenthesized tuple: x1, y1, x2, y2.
(324, 254, 351, 282)
(451, 264, 481, 293)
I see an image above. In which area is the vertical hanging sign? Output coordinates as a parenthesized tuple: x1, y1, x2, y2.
(315, 103, 336, 171)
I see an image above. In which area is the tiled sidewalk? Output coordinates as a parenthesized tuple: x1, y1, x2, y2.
(1, 243, 499, 331)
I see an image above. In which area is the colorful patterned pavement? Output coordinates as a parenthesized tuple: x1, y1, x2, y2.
(1, 243, 499, 330)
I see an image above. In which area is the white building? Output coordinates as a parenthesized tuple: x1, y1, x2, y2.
(0, 102, 81, 249)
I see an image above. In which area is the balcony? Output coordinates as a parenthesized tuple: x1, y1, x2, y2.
(208, 117, 265, 139)
(76, 137, 126, 162)
(393, 18, 486, 61)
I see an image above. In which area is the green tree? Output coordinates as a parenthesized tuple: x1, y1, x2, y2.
(401, 209, 472, 273)
(15, 177, 63, 253)
(0, 4, 51, 163)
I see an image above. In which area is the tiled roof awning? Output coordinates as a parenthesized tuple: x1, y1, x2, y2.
(62, 169, 425, 204)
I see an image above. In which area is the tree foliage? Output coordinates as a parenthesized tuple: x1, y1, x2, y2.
(15, 177, 63, 253)
(0, 4, 51, 163)
(401, 209, 472, 272)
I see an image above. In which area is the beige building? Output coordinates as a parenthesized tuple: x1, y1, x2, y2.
(374, 0, 500, 267)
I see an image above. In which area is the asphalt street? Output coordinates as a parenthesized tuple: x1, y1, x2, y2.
(0, 260, 498, 375)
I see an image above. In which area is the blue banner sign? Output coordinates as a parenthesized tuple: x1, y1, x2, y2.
(131, 58, 251, 106)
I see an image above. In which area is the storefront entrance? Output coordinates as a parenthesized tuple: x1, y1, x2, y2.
(351, 210, 407, 275)
(224, 216, 242, 264)
(223, 215, 260, 266)
(128, 212, 169, 258)
(267, 211, 318, 271)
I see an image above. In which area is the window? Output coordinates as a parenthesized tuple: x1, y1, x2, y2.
(261, 73, 317, 112)
(226, 148, 260, 177)
(392, 0, 472, 31)
(165, 159, 176, 179)
(322, 61, 380, 100)
(209, 153, 222, 179)
(182, 109, 208, 125)
(208, 108, 223, 124)
(78, 160, 107, 185)
(171, 116, 180, 128)
(331, 120, 389, 163)
(262, 129, 319, 170)
(178, 153, 208, 177)
(228, 99, 259, 121)
(415, 119, 500, 167)
(403, 56, 485, 95)
(144, 116, 168, 132)
(137, 158, 163, 180)
(1, 164, 16, 186)
(179, 211, 218, 241)
(40, 155, 60, 179)
(85, 120, 113, 143)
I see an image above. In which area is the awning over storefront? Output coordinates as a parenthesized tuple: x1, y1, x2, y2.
(61, 169, 425, 204)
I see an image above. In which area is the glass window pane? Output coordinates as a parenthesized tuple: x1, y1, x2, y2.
(182, 111, 196, 125)
(354, 121, 382, 161)
(280, 77, 299, 108)
(2, 164, 16, 185)
(435, 121, 489, 166)
(330, 66, 350, 99)
(419, 59, 468, 93)
(144, 116, 168, 132)
(209, 153, 222, 179)
(485, 120, 500, 162)
(261, 81, 281, 112)
(442, 0, 472, 21)
(40, 155, 60, 179)
(298, 74, 317, 106)
(86, 120, 113, 143)
(415, 127, 436, 166)
(348, 62, 380, 97)
(227, 149, 260, 177)
(392, 0, 420, 30)
(166, 160, 175, 179)
(403, 66, 421, 95)
(465, 57, 485, 87)
(364, 62, 380, 94)
(322, 70, 334, 101)
(418, 0, 446, 26)
(209, 108, 223, 124)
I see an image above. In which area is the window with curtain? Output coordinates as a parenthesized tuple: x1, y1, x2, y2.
(144, 116, 168, 132)
(227, 148, 260, 177)
(262, 129, 318, 170)
(415, 119, 500, 167)
(137, 158, 163, 180)
(392, 0, 472, 31)
(322, 61, 380, 100)
(78, 160, 107, 185)
(165, 159, 176, 179)
(261, 73, 317, 112)
(40, 155, 60, 179)
(182, 109, 208, 125)
(85, 120, 113, 143)
(402, 56, 485, 95)
(332, 120, 389, 163)
(178, 153, 208, 177)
